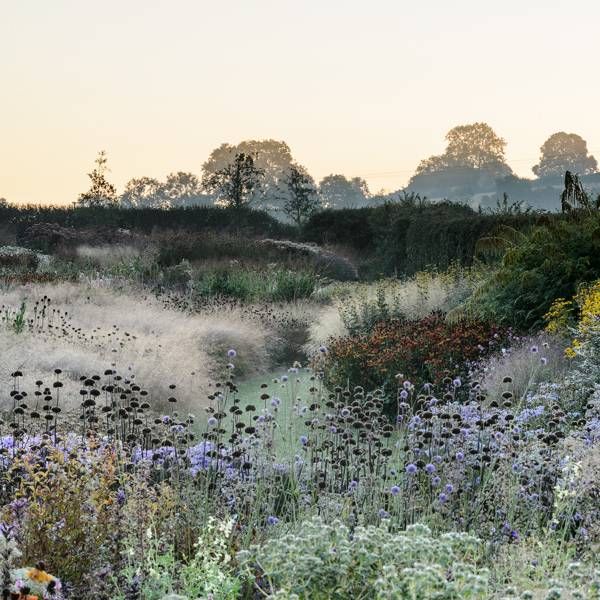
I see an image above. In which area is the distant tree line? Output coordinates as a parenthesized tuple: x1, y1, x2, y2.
(75, 140, 373, 224)
(50, 126, 600, 218)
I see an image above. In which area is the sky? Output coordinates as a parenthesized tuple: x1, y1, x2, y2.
(1, 0, 599, 205)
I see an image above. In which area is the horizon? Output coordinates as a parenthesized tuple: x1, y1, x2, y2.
(1, 0, 599, 205)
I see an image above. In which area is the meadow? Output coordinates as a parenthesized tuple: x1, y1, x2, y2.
(0, 206, 599, 599)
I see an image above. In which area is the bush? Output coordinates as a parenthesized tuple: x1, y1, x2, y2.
(467, 214, 600, 329)
(303, 201, 548, 277)
(324, 313, 506, 392)
(238, 518, 488, 599)
(192, 267, 317, 303)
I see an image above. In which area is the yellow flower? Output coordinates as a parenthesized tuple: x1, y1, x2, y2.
(25, 567, 54, 585)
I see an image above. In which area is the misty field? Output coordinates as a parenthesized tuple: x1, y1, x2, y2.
(0, 206, 599, 600)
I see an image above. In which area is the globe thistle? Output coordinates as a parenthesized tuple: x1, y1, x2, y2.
(425, 463, 436, 474)
(405, 463, 418, 475)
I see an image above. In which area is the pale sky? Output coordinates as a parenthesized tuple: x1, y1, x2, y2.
(1, 0, 599, 205)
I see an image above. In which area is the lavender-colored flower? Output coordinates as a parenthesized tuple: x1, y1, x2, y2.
(227, 349, 237, 358)
(403, 380, 411, 390)
(405, 463, 418, 475)
(348, 480, 358, 492)
(432, 476, 441, 487)
(425, 463, 436, 474)
(399, 390, 409, 400)
(453, 377, 462, 388)
(267, 516, 279, 526)
(455, 451, 465, 462)
(300, 435, 308, 446)
(207, 417, 218, 427)
(445, 483, 454, 494)
(390, 485, 401, 496)
(439, 493, 448, 503)
(378, 509, 390, 519)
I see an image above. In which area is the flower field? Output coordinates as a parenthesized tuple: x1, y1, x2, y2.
(0, 217, 600, 599)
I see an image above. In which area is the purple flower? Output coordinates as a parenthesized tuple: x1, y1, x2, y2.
(425, 463, 436, 474)
(227, 349, 237, 358)
(300, 435, 308, 446)
(445, 483, 454, 494)
(455, 451, 465, 462)
(390, 485, 401, 496)
(378, 508, 390, 519)
(267, 516, 279, 526)
(439, 493, 448, 503)
(432, 476, 441, 487)
(405, 463, 418, 475)
(207, 417, 218, 427)
(348, 480, 358, 492)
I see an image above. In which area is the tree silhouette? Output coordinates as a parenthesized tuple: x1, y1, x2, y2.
(408, 123, 512, 196)
(77, 151, 117, 207)
(532, 132, 598, 179)
(120, 176, 165, 208)
(282, 164, 320, 225)
(202, 140, 295, 210)
(202, 152, 264, 209)
(318, 175, 369, 209)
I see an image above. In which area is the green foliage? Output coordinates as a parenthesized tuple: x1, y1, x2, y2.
(303, 201, 546, 277)
(467, 213, 600, 329)
(238, 518, 488, 599)
(12, 301, 26, 334)
(192, 267, 317, 302)
(118, 518, 240, 600)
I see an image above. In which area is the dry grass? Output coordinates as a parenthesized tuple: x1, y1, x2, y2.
(0, 282, 273, 412)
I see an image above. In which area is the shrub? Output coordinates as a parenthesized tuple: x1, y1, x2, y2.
(303, 202, 547, 277)
(192, 267, 317, 303)
(238, 518, 489, 599)
(467, 214, 600, 329)
(323, 313, 507, 392)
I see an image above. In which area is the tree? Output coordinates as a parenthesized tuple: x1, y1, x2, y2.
(120, 176, 165, 208)
(160, 172, 210, 207)
(318, 175, 369, 209)
(282, 164, 320, 225)
(202, 140, 296, 210)
(77, 151, 117, 207)
(444, 122, 509, 171)
(202, 152, 264, 209)
(532, 132, 598, 179)
(408, 123, 512, 197)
